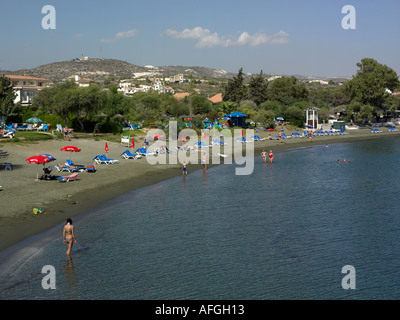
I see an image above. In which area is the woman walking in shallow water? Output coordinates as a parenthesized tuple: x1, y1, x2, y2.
(269, 150, 274, 164)
(63, 218, 77, 256)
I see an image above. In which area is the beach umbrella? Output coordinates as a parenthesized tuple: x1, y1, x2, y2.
(277, 117, 284, 121)
(61, 146, 81, 152)
(61, 145, 81, 160)
(26, 155, 51, 180)
(153, 134, 165, 140)
(105, 142, 109, 153)
(130, 138, 135, 149)
(26, 117, 43, 124)
(39, 154, 56, 163)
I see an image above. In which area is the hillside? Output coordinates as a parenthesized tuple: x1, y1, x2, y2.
(0, 58, 235, 83)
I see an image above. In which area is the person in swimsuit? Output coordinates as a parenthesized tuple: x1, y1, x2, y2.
(269, 150, 274, 164)
(261, 150, 267, 163)
(201, 152, 207, 172)
(63, 218, 77, 256)
(182, 162, 188, 175)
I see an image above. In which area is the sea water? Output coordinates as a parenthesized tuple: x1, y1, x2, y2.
(1, 137, 400, 300)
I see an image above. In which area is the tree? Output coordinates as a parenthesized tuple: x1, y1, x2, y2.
(34, 80, 78, 128)
(186, 94, 212, 115)
(223, 67, 247, 103)
(268, 76, 309, 104)
(248, 71, 268, 105)
(0, 75, 18, 123)
(344, 58, 399, 108)
(73, 85, 106, 131)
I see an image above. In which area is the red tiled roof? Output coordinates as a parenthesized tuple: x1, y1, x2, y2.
(208, 93, 223, 103)
(392, 92, 400, 95)
(78, 78, 95, 82)
(5, 74, 50, 81)
(173, 92, 190, 100)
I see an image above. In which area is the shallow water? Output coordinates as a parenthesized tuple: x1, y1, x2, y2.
(1, 138, 400, 299)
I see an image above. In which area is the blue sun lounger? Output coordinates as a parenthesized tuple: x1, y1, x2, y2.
(120, 149, 142, 159)
(93, 155, 118, 164)
(135, 148, 155, 156)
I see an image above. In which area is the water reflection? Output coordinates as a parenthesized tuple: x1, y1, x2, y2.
(63, 256, 76, 299)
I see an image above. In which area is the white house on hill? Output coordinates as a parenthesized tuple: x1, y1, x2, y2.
(5, 74, 51, 106)
(74, 75, 95, 87)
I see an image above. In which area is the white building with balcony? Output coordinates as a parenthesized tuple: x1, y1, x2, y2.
(5, 74, 51, 106)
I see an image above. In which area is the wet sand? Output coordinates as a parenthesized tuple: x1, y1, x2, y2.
(0, 128, 398, 252)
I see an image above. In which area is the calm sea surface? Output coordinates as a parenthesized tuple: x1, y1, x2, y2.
(1, 137, 400, 300)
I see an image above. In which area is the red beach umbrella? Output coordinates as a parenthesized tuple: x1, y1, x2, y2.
(105, 142, 109, 153)
(61, 146, 81, 152)
(26, 155, 51, 164)
(153, 134, 165, 140)
(130, 138, 135, 149)
(26, 155, 51, 180)
(61, 145, 81, 160)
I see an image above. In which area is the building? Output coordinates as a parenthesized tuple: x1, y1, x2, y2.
(74, 75, 95, 87)
(168, 74, 184, 84)
(5, 74, 50, 106)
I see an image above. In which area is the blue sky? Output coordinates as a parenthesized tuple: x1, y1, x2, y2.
(1, 0, 399, 77)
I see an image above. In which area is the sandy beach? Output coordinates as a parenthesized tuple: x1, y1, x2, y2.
(0, 128, 398, 252)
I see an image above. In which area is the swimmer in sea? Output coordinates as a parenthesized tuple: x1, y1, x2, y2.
(63, 218, 77, 256)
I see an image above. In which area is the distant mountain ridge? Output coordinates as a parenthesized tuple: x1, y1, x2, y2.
(0, 58, 236, 82)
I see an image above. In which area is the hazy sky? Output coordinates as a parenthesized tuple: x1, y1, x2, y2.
(1, 0, 399, 77)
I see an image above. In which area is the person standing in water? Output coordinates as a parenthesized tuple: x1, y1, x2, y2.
(269, 150, 274, 164)
(63, 218, 77, 256)
(182, 162, 188, 175)
(261, 150, 267, 163)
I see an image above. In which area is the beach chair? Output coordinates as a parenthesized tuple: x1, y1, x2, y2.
(3, 130, 15, 139)
(120, 149, 142, 159)
(4, 163, 13, 171)
(93, 155, 117, 164)
(93, 155, 108, 164)
(211, 139, 226, 146)
(56, 172, 79, 182)
(101, 154, 119, 164)
(55, 163, 81, 173)
(251, 135, 263, 141)
(194, 141, 210, 149)
(235, 137, 252, 143)
(66, 159, 85, 169)
(18, 124, 28, 131)
(135, 148, 155, 156)
(85, 165, 96, 172)
(39, 124, 48, 131)
(155, 146, 172, 154)
(56, 124, 63, 132)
